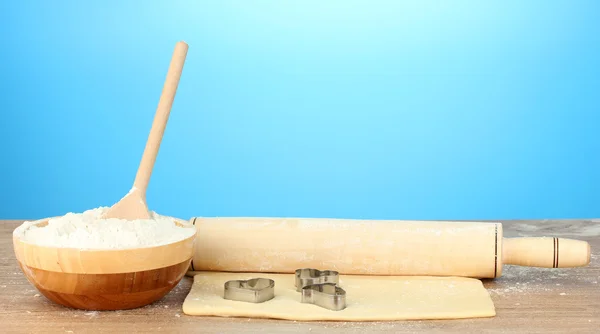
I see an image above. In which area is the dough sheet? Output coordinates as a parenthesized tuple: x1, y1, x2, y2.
(182, 271, 495, 321)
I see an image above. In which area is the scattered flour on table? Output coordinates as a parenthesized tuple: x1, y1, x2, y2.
(13, 207, 195, 249)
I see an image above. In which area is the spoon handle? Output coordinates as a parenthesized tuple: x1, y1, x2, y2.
(133, 41, 188, 195)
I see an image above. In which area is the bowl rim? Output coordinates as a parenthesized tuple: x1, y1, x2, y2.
(13, 216, 196, 274)
(13, 215, 195, 250)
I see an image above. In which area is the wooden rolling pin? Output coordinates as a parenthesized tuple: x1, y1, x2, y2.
(187, 217, 591, 278)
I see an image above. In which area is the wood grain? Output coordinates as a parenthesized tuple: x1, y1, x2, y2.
(1, 219, 599, 333)
(18, 260, 190, 310)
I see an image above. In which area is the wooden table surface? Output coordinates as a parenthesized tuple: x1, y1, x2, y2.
(2, 219, 599, 333)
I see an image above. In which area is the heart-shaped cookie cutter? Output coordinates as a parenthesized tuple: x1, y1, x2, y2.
(301, 283, 347, 311)
(294, 268, 339, 292)
(223, 278, 275, 303)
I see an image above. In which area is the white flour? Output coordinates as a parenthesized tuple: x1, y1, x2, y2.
(13, 207, 195, 249)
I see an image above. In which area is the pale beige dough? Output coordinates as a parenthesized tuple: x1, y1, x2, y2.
(183, 271, 495, 321)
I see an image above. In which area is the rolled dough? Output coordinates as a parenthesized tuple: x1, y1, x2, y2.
(182, 272, 495, 321)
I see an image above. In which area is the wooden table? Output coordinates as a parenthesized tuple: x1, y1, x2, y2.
(2, 219, 599, 333)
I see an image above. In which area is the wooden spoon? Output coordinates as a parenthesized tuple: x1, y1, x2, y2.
(102, 41, 189, 221)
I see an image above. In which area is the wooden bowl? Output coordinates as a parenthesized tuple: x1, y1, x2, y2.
(13, 217, 196, 311)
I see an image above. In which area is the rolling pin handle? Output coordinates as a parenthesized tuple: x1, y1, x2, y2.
(503, 237, 591, 268)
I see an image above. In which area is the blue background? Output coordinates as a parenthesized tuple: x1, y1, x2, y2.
(1, 1, 599, 220)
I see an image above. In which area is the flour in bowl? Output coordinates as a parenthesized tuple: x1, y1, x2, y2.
(13, 207, 195, 249)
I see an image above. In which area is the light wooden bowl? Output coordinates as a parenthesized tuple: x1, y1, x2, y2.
(13, 217, 195, 311)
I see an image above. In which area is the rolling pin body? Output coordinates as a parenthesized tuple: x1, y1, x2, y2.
(189, 217, 590, 278)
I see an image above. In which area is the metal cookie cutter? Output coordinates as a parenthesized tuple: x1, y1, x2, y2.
(301, 283, 347, 311)
(223, 278, 275, 303)
(295, 268, 339, 292)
